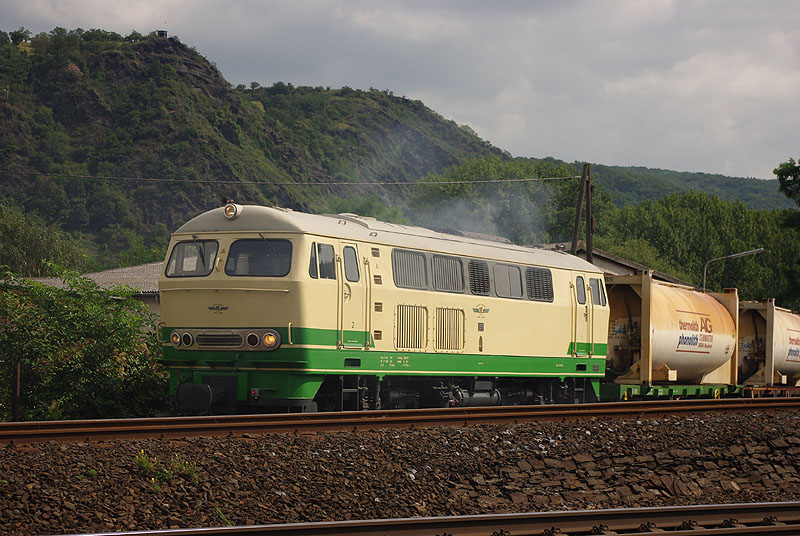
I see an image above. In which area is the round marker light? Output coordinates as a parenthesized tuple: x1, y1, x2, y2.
(181, 333, 193, 347)
(262, 329, 281, 351)
(246, 333, 260, 347)
(170, 331, 181, 347)
(223, 203, 239, 220)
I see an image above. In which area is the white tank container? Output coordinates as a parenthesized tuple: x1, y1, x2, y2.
(739, 300, 800, 383)
(607, 272, 738, 384)
(648, 284, 736, 382)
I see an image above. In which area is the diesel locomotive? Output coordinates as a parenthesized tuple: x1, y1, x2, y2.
(160, 203, 610, 413)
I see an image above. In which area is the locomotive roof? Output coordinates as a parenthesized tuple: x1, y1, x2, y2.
(175, 205, 601, 273)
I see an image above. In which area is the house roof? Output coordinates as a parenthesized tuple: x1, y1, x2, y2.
(29, 262, 163, 294)
(545, 241, 692, 286)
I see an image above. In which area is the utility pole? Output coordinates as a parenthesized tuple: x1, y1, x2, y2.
(571, 163, 593, 263)
(570, 164, 588, 255)
(585, 164, 593, 264)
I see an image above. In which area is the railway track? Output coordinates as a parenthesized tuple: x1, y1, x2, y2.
(69, 502, 800, 535)
(3, 398, 800, 444)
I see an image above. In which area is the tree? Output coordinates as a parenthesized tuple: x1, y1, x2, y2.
(775, 158, 800, 206)
(9, 27, 30, 45)
(0, 205, 86, 276)
(124, 30, 144, 42)
(0, 269, 168, 420)
(595, 192, 800, 307)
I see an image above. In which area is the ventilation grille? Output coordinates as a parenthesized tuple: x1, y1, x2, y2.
(433, 255, 464, 292)
(435, 308, 465, 352)
(392, 250, 428, 289)
(526, 267, 554, 302)
(468, 260, 490, 295)
(196, 334, 244, 347)
(395, 304, 428, 350)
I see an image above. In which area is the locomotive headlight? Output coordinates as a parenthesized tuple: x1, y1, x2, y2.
(170, 331, 182, 347)
(262, 329, 281, 351)
(223, 203, 240, 220)
(182, 333, 194, 347)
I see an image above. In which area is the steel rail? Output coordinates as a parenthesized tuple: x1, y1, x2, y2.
(3, 398, 800, 444)
(66, 502, 800, 536)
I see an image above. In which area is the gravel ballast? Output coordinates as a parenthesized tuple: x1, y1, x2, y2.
(1, 410, 800, 535)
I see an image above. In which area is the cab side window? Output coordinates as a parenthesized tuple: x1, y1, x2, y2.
(343, 246, 360, 282)
(576, 276, 586, 304)
(310, 242, 336, 279)
(589, 277, 607, 306)
(309, 243, 318, 278)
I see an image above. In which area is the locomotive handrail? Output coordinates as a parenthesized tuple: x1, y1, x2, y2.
(569, 280, 577, 356)
(363, 256, 372, 350)
(588, 282, 595, 355)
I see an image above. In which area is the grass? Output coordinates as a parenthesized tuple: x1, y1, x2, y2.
(133, 450, 199, 489)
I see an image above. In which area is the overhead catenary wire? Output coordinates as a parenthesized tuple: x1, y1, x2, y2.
(0, 169, 579, 186)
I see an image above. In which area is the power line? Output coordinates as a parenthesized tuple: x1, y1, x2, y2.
(0, 169, 579, 186)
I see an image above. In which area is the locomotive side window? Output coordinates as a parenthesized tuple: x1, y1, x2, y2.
(432, 255, 464, 293)
(576, 275, 586, 304)
(392, 249, 428, 289)
(468, 260, 490, 296)
(225, 239, 292, 277)
(526, 267, 554, 302)
(165, 240, 218, 277)
(317, 243, 336, 279)
(309, 242, 318, 279)
(494, 264, 523, 299)
(589, 277, 607, 306)
(343, 246, 360, 282)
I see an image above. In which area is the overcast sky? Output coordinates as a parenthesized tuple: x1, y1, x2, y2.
(3, 0, 798, 180)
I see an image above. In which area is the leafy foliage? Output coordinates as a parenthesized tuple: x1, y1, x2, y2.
(0, 269, 167, 420)
(0, 205, 86, 276)
(528, 159, 792, 210)
(775, 158, 800, 207)
(595, 192, 800, 307)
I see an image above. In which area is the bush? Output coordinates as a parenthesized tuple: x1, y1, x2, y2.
(0, 268, 168, 420)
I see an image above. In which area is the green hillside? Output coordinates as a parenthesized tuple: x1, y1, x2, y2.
(0, 28, 500, 268)
(589, 164, 791, 210)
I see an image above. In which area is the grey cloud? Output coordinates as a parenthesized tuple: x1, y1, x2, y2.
(1, 0, 798, 178)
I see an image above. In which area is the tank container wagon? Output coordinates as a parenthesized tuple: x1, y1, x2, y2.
(739, 299, 800, 392)
(602, 271, 741, 400)
(159, 203, 610, 413)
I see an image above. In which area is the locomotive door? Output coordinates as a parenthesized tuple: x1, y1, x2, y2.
(337, 242, 369, 349)
(571, 273, 592, 356)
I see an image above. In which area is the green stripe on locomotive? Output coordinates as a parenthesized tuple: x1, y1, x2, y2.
(161, 326, 607, 403)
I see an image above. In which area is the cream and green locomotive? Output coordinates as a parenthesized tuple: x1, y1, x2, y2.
(160, 203, 610, 413)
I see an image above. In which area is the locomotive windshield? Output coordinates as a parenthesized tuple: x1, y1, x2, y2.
(225, 239, 292, 277)
(165, 239, 219, 277)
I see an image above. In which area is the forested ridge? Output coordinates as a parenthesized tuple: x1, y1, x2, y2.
(0, 26, 797, 306)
